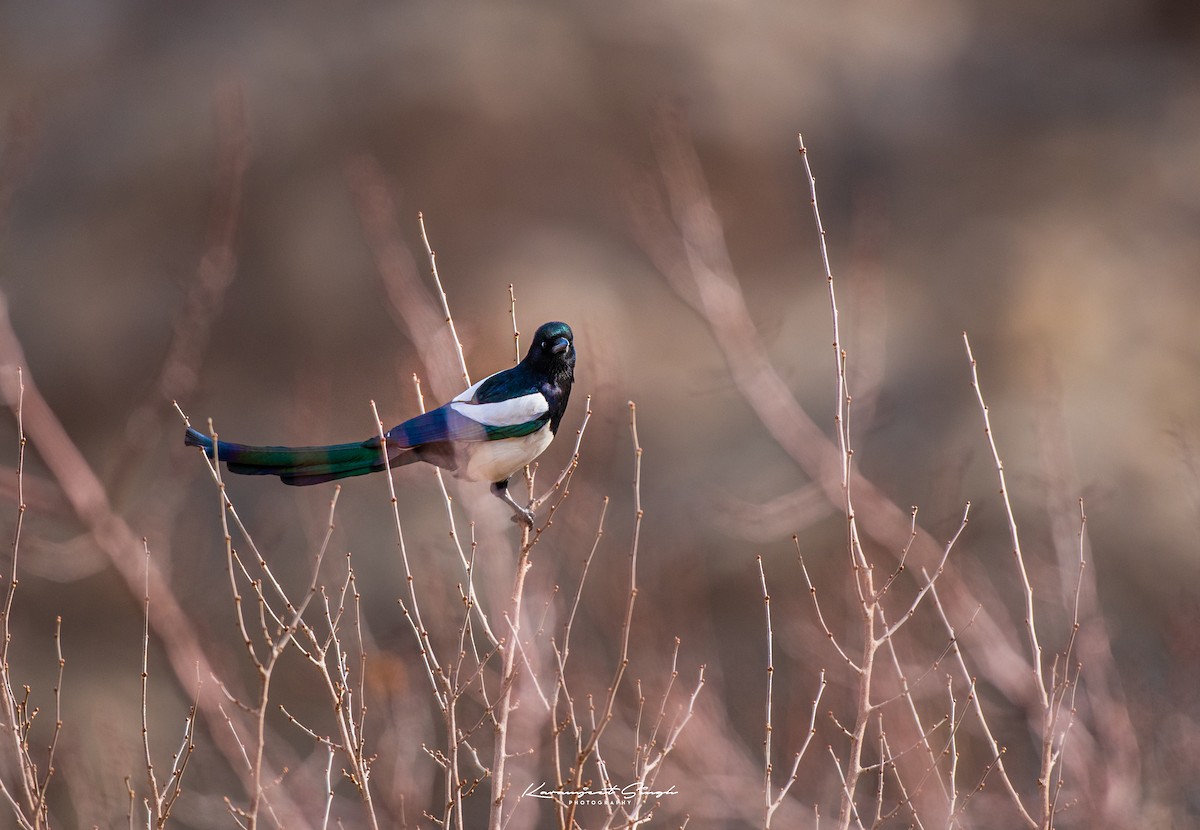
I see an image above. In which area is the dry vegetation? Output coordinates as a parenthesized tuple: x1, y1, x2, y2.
(0, 106, 1139, 829)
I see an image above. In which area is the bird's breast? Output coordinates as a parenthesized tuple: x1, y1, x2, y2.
(458, 423, 555, 483)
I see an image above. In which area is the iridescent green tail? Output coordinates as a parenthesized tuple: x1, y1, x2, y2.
(184, 427, 408, 485)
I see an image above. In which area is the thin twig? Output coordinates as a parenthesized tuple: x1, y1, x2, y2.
(508, 285, 521, 365)
(794, 539, 859, 673)
(418, 212, 470, 388)
(962, 332, 1048, 709)
(373, 399, 446, 711)
(874, 504, 970, 645)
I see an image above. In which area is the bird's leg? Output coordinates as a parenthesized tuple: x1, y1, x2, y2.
(491, 478, 535, 527)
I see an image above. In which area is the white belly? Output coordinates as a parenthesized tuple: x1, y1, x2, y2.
(458, 425, 555, 483)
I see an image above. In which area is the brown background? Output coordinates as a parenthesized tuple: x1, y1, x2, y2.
(2, 1, 1199, 827)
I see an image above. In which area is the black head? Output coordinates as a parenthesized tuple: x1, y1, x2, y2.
(525, 321, 575, 375)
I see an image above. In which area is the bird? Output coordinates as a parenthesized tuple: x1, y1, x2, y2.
(185, 321, 575, 527)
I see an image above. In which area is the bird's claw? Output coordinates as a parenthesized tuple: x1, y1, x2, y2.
(511, 506, 536, 528)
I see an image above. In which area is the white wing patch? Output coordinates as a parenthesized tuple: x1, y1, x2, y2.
(449, 391, 548, 427)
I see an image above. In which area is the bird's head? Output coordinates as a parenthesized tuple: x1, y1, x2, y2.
(526, 321, 575, 376)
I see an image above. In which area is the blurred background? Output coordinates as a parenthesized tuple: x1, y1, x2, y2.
(1, 0, 1199, 827)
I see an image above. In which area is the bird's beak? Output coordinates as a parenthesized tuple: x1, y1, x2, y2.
(551, 337, 571, 355)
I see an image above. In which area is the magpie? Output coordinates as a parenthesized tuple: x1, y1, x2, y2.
(185, 321, 575, 526)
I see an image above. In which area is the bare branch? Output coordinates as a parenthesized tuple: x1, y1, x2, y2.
(962, 332, 1048, 709)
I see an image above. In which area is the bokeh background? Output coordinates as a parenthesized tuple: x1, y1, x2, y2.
(2, 0, 1199, 827)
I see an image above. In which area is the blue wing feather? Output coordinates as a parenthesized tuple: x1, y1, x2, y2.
(386, 405, 488, 447)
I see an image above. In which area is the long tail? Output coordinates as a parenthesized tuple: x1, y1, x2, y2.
(184, 427, 411, 485)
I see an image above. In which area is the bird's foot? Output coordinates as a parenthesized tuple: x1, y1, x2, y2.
(493, 479, 536, 529)
(510, 506, 536, 528)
